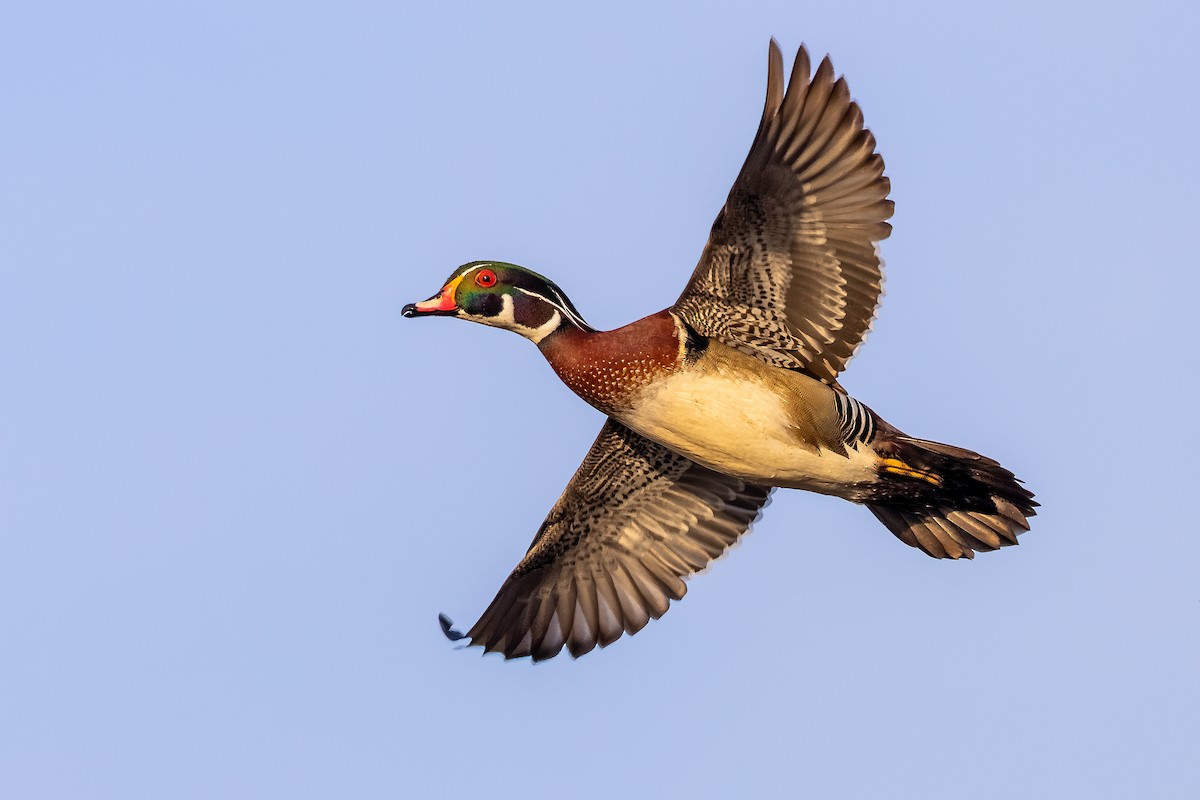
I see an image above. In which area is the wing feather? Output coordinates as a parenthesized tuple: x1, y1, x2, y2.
(675, 41, 892, 383)
(451, 420, 772, 661)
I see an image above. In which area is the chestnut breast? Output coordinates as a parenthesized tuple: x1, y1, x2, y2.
(539, 310, 684, 415)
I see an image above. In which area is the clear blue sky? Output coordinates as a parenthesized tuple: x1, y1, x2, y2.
(3, 1, 1198, 797)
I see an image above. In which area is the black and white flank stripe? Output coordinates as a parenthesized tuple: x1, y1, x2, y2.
(834, 392, 876, 445)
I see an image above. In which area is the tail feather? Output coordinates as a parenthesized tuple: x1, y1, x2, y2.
(866, 436, 1037, 560)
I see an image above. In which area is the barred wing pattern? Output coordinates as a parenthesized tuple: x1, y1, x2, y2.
(674, 41, 893, 384)
(452, 420, 772, 661)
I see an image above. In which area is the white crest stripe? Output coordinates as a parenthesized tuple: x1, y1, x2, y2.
(512, 285, 591, 330)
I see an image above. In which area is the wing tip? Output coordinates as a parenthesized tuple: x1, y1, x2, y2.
(438, 612, 468, 641)
(763, 38, 785, 125)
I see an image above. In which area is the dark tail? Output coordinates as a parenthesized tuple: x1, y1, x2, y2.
(865, 435, 1037, 560)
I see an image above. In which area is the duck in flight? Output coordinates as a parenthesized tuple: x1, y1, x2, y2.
(404, 40, 1036, 661)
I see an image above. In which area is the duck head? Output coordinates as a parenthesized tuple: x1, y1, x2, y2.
(403, 261, 594, 343)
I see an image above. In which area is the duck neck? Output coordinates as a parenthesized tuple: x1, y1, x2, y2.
(536, 317, 597, 351)
(537, 310, 686, 414)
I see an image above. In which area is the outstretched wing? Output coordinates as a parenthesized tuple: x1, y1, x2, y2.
(444, 420, 772, 661)
(674, 41, 893, 384)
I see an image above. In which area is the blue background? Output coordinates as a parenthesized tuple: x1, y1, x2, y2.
(3, 1, 1198, 797)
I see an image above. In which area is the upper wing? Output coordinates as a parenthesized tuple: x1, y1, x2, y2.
(446, 420, 772, 661)
(673, 41, 893, 384)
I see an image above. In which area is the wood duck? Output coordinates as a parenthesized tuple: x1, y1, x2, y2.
(404, 41, 1036, 661)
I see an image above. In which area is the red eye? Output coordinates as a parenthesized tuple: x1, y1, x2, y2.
(475, 269, 498, 288)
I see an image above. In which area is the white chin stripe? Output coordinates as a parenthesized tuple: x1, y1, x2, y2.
(497, 293, 561, 343)
(526, 310, 562, 343)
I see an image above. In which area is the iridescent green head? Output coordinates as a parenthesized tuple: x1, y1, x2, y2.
(403, 261, 593, 343)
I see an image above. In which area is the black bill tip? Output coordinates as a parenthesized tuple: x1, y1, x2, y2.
(402, 303, 418, 318)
